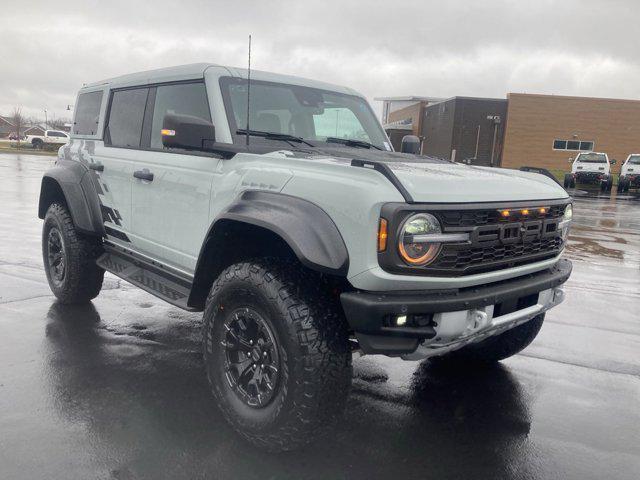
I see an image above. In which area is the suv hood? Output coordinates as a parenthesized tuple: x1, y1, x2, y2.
(385, 162, 568, 203)
(281, 147, 568, 203)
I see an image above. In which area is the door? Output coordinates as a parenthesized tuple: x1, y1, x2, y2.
(129, 81, 220, 273)
(93, 87, 149, 248)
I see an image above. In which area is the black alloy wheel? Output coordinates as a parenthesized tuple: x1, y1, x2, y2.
(46, 227, 66, 286)
(222, 307, 280, 408)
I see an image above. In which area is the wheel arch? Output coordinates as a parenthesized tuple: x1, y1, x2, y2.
(38, 164, 105, 237)
(187, 191, 349, 309)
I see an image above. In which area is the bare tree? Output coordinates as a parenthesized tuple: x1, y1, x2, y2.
(49, 117, 71, 131)
(11, 107, 24, 147)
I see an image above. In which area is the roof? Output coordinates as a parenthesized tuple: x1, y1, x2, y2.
(81, 63, 360, 97)
(374, 96, 446, 103)
(0, 115, 14, 126)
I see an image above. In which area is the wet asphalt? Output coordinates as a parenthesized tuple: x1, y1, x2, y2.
(0, 153, 638, 480)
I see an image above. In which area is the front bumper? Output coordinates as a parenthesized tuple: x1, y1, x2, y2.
(341, 259, 572, 358)
(574, 171, 607, 183)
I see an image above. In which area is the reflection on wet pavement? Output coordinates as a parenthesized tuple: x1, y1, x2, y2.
(1, 154, 639, 480)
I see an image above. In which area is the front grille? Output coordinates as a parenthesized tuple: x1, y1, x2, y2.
(425, 205, 565, 275)
(438, 204, 564, 227)
(432, 236, 563, 274)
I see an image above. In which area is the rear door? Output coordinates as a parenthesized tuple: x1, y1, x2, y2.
(92, 87, 149, 248)
(129, 81, 220, 273)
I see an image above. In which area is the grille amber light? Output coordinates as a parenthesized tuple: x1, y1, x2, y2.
(521, 209, 530, 215)
(500, 209, 510, 217)
(377, 218, 388, 252)
(539, 207, 547, 214)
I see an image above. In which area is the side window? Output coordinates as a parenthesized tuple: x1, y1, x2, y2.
(73, 91, 103, 135)
(106, 88, 149, 148)
(150, 82, 211, 149)
(312, 107, 371, 142)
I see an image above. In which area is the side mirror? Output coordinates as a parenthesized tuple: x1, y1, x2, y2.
(161, 113, 215, 150)
(610, 159, 617, 165)
(400, 135, 421, 154)
(568, 157, 574, 163)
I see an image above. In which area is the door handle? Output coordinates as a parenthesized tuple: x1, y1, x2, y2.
(133, 169, 154, 182)
(88, 163, 104, 172)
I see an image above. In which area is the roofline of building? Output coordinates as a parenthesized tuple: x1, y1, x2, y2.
(508, 92, 640, 104)
(374, 96, 446, 102)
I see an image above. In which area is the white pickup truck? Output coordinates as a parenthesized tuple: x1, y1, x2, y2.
(27, 130, 70, 149)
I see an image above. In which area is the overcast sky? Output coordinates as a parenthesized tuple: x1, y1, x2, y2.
(1, 0, 639, 122)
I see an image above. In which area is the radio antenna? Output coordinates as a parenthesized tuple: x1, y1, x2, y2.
(245, 34, 252, 146)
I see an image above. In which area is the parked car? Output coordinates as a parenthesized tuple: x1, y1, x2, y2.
(38, 63, 573, 451)
(8, 132, 27, 141)
(617, 154, 640, 193)
(27, 129, 70, 149)
(564, 152, 616, 192)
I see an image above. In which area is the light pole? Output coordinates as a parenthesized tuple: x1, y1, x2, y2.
(44, 109, 48, 129)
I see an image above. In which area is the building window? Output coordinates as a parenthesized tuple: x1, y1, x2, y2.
(553, 139, 594, 151)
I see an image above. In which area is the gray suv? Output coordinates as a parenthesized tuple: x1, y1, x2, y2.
(39, 63, 573, 451)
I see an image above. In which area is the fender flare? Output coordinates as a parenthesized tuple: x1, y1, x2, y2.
(38, 160, 105, 236)
(193, 190, 349, 283)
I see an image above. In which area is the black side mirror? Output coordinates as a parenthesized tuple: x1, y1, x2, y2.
(162, 113, 215, 150)
(400, 135, 421, 154)
(568, 157, 574, 163)
(610, 159, 617, 165)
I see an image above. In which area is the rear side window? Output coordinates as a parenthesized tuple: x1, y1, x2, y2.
(73, 91, 103, 135)
(150, 82, 211, 149)
(106, 88, 149, 148)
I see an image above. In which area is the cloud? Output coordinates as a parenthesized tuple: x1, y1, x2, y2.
(1, 0, 638, 120)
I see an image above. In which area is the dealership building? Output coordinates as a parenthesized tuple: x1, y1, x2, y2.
(377, 93, 640, 173)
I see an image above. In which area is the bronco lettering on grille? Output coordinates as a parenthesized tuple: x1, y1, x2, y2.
(470, 218, 560, 247)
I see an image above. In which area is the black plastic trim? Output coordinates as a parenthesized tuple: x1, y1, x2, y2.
(341, 259, 572, 344)
(351, 159, 414, 203)
(38, 161, 105, 236)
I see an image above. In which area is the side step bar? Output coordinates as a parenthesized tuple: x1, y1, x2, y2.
(97, 246, 197, 311)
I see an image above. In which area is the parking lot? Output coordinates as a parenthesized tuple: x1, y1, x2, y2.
(0, 153, 638, 480)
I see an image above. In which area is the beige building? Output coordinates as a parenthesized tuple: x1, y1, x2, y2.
(501, 93, 640, 174)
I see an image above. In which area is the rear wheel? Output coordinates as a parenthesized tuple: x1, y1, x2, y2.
(42, 203, 104, 303)
(32, 139, 43, 149)
(203, 259, 352, 451)
(431, 314, 545, 365)
(617, 176, 626, 193)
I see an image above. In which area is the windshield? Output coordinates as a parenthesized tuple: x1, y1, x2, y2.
(627, 155, 640, 165)
(220, 77, 390, 150)
(575, 153, 607, 163)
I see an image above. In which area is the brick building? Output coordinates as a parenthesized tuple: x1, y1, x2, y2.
(377, 92, 640, 173)
(501, 93, 640, 174)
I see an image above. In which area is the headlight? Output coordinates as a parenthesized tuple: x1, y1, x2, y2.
(398, 213, 442, 265)
(559, 204, 572, 240)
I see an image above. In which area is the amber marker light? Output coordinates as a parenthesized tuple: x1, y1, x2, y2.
(500, 209, 510, 217)
(377, 218, 388, 252)
(539, 207, 548, 214)
(521, 209, 530, 215)
(161, 129, 176, 136)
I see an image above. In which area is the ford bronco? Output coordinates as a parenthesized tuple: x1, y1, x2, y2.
(39, 64, 572, 451)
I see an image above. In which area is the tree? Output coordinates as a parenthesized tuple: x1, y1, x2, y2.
(11, 107, 24, 147)
(49, 117, 71, 131)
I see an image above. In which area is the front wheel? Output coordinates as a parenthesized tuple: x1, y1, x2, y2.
(42, 203, 104, 303)
(203, 259, 352, 451)
(431, 314, 545, 365)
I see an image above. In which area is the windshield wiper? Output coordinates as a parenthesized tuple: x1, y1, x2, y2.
(237, 129, 316, 148)
(325, 137, 383, 150)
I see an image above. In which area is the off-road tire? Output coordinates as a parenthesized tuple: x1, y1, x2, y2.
(42, 203, 104, 303)
(431, 314, 545, 365)
(202, 259, 352, 452)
